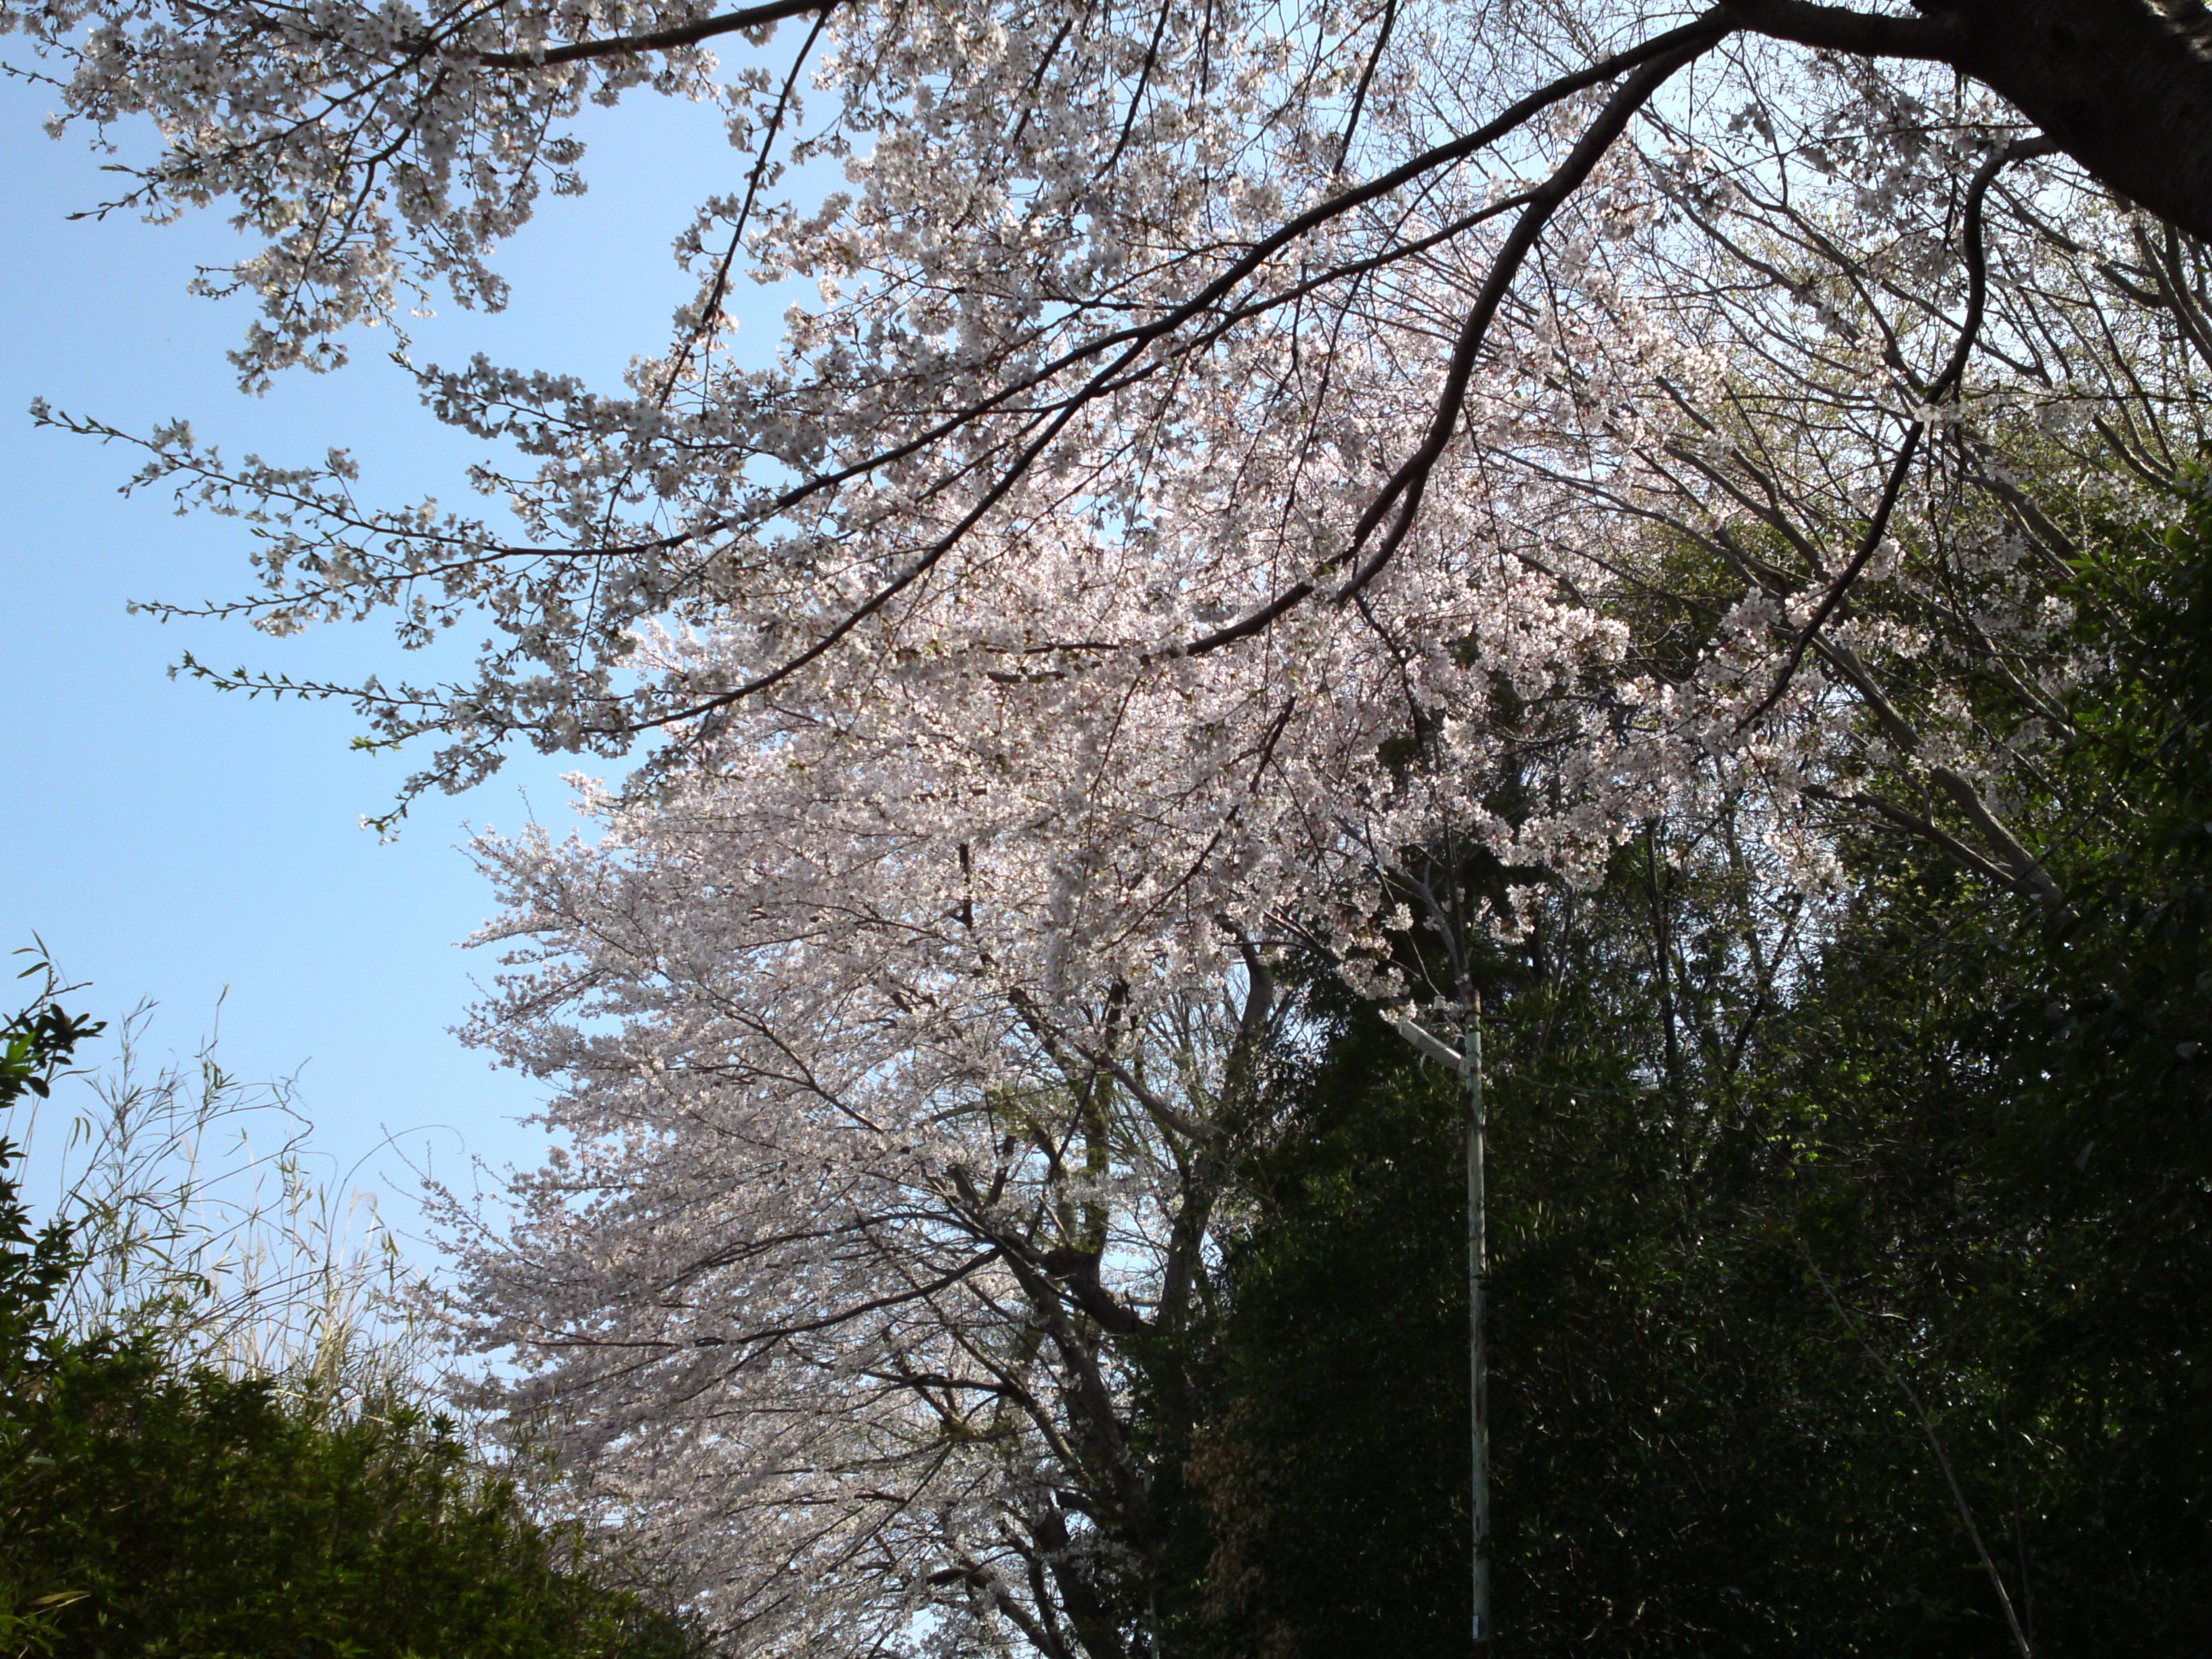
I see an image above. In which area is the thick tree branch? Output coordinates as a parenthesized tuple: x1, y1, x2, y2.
(1189, 22, 1727, 656)
(1739, 137, 2047, 731)
(1732, 0, 2212, 242)
(1722, 0, 1965, 59)
(1939, 0, 2212, 245)
(1328, 41, 1714, 608)
(629, 9, 1740, 708)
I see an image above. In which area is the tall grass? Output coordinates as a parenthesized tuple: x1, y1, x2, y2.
(6, 948, 422, 1405)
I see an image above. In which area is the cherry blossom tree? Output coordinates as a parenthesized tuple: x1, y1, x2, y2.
(3, 0, 2200, 810)
(15, 0, 2212, 1650)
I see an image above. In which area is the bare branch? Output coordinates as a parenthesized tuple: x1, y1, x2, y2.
(473, 0, 832, 68)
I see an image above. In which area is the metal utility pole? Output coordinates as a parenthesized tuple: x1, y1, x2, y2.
(1393, 1000, 1489, 1656)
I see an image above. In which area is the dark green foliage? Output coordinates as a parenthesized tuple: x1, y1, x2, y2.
(1158, 500, 2212, 1656)
(0, 959, 101, 1389)
(0, 1347, 701, 1659)
(0, 968, 702, 1659)
(1173, 1012, 1472, 1659)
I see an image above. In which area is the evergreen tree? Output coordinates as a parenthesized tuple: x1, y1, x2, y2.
(1161, 498, 2212, 1656)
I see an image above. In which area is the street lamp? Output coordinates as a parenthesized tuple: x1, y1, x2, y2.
(1392, 1003, 1489, 1656)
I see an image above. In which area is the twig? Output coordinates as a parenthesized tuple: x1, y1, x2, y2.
(1799, 1243, 2034, 1658)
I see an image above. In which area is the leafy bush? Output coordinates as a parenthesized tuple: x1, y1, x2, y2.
(0, 958, 704, 1659)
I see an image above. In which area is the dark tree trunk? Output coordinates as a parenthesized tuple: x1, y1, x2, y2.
(1938, 0, 2212, 242)
(1734, 0, 2212, 240)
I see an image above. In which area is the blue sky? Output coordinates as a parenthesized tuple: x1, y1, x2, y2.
(0, 67, 798, 1251)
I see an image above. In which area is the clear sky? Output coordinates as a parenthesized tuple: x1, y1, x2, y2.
(0, 67, 796, 1254)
